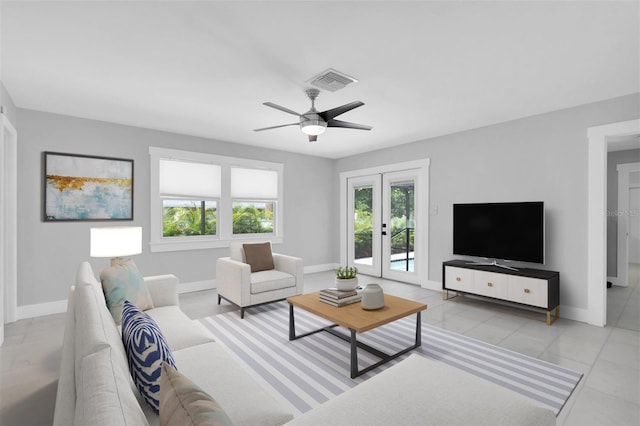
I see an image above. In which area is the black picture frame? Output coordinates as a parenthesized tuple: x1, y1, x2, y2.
(43, 151, 134, 221)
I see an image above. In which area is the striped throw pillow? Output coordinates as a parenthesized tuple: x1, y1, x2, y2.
(122, 300, 176, 414)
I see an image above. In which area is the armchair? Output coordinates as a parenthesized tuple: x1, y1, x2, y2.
(216, 242, 303, 318)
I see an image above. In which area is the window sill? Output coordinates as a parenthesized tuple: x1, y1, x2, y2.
(149, 236, 283, 253)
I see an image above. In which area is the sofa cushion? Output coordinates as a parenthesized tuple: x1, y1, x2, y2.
(243, 242, 275, 272)
(286, 354, 556, 426)
(146, 306, 215, 351)
(74, 346, 148, 426)
(250, 270, 295, 294)
(101, 259, 154, 325)
(160, 362, 232, 426)
(122, 300, 177, 414)
(172, 342, 293, 426)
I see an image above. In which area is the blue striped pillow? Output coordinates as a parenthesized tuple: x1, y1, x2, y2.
(121, 300, 176, 414)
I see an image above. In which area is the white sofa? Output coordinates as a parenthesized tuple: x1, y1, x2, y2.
(288, 354, 556, 425)
(53, 261, 293, 425)
(54, 261, 555, 426)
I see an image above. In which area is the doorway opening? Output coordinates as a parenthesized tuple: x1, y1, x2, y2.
(587, 119, 640, 327)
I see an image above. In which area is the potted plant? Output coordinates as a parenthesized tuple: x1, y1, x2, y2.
(335, 266, 358, 291)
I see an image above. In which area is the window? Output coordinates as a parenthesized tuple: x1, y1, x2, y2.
(149, 147, 283, 252)
(159, 159, 220, 238)
(231, 167, 278, 235)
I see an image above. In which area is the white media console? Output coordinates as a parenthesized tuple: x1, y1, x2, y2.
(442, 260, 560, 325)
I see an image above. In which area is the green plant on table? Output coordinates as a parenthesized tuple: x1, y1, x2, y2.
(335, 266, 358, 279)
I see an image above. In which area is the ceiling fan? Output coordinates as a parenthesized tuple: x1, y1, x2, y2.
(254, 88, 372, 142)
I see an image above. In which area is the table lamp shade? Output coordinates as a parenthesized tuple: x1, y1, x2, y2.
(90, 226, 142, 258)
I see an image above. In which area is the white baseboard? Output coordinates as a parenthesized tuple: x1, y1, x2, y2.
(421, 280, 442, 292)
(16, 299, 68, 320)
(13, 264, 337, 319)
(178, 279, 215, 294)
(559, 305, 590, 324)
(12, 276, 594, 326)
(607, 276, 627, 287)
(304, 263, 339, 274)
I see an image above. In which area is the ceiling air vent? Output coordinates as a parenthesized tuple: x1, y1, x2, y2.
(307, 68, 358, 92)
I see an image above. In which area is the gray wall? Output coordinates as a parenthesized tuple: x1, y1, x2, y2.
(1, 80, 17, 124)
(16, 109, 336, 306)
(335, 94, 639, 313)
(607, 148, 640, 276)
(13, 93, 640, 315)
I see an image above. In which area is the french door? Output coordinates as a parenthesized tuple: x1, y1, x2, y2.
(346, 168, 422, 284)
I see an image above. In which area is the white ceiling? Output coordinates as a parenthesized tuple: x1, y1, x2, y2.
(2, 1, 638, 159)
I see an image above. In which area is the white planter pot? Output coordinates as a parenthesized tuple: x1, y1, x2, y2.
(335, 277, 358, 291)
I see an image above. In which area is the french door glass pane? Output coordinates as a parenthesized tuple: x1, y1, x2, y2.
(353, 186, 373, 266)
(389, 180, 415, 272)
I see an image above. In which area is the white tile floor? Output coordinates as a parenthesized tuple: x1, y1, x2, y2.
(1, 265, 638, 425)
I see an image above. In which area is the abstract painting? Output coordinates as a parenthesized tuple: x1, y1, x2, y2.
(44, 152, 133, 221)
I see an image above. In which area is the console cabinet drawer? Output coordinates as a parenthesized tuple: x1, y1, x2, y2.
(473, 270, 508, 299)
(444, 266, 473, 293)
(508, 276, 548, 308)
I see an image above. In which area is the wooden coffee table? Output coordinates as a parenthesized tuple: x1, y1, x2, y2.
(286, 292, 427, 378)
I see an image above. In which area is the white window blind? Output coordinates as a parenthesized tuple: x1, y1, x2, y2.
(230, 167, 278, 199)
(159, 159, 221, 199)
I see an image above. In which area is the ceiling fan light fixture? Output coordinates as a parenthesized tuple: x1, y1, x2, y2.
(300, 120, 327, 136)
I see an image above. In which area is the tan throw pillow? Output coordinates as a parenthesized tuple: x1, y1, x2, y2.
(160, 362, 232, 426)
(100, 258, 154, 325)
(242, 242, 275, 272)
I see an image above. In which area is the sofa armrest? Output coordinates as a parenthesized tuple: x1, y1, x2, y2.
(216, 257, 252, 305)
(273, 253, 304, 294)
(144, 274, 179, 307)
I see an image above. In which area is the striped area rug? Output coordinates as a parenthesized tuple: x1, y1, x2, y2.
(198, 300, 582, 416)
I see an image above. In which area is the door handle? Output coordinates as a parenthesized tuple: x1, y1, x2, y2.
(382, 231, 387, 236)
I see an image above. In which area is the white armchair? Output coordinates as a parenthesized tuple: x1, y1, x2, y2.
(216, 242, 303, 318)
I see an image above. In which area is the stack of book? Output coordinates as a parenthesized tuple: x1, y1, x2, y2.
(319, 288, 362, 307)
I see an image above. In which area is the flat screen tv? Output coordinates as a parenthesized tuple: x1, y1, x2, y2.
(453, 202, 544, 265)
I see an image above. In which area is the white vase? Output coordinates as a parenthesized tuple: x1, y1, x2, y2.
(361, 283, 384, 310)
(335, 277, 358, 291)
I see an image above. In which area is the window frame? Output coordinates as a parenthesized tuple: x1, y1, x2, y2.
(150, 147, 283, 252)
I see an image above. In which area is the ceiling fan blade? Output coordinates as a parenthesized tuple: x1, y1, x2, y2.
(319, 101, 365, 120)
(308, 135, 318, 142)
(327, 118, 372, 131)
(254, 123, 299, 132)
(263, 102, 302, 117)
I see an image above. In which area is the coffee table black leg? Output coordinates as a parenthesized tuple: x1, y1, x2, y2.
(289, 303, 295, 341)
(416, 311, 422, 346)
(350, 329, 358, 379)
